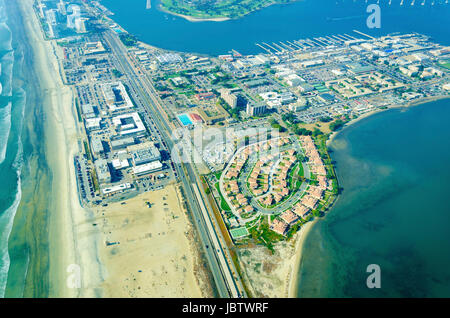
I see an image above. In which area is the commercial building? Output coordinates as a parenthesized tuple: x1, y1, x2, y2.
(57, 0, 66, 15)
(110, 137, 136, 150)
(101, 182, 131, 196)
(130, 144, 161, 166)
(94, 159, 111, 184)
(83, 41, 106, 55)
(85, 117, 101, 131)
(220, 88, 238, 108)
(132, 161, 163, 176)
(90, 136, 104, 156)
(111, 157, 130, 170)
(102, 82, 134, 112)
(81, 103, 96, 118)
(197, 104, 229, 125)
(288, 97, 307, 112)
(75, 18, 88, 33)
(112, 112, 146, 136)
(246, 103, 267, 116)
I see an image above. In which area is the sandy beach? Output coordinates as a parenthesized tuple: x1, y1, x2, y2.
(17, 0, 104, 297)
(17, 0, 214, 298)
(96, 185, 211, 297)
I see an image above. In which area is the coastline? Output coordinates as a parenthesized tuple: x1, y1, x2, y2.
(157, 5, 230, 22)
(156, 0, 300, 23)
(286, 220, 316, 297)
(6, 0, 447, 299)
(105, 3, 450, 296)
(14, 0, 104, 297)
(327, 95, 450, 147)
(289, 94, 449, 297)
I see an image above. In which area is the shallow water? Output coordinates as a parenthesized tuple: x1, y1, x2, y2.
(297, 99, 450, 297)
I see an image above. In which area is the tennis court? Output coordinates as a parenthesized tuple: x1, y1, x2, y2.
(230, 227, 249, 239)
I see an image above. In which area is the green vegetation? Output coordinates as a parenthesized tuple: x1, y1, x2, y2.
(329, 119, 346, 131)
(83, 140, 91, 161)
(160, 0, 296, 20)
(214, 171, 223, 180)
(269, 118, 287, 132)
(112, 69, 122, 78)
(248, 219, 284, 253)
(74, 97, 82, 122)
(214, 182, 231, 211)
(294, 126, 312, 136)
(119, 33, 137, 47)
(439, 60, 450, 70)
(281, 112, 298, 125)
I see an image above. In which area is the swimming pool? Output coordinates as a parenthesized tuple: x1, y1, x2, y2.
(177, 114, 193, 126)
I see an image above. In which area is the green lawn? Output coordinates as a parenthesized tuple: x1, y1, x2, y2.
(438, 60, 450, 70)
(215, 182, 231, 211)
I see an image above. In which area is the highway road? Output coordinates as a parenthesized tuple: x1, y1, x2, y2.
(102, 30, 245, 298)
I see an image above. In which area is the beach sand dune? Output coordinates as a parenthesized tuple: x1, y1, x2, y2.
(238, 220, 315, 298)
(97, 185, 212, 298)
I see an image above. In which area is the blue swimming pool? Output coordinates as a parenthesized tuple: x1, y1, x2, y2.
(178, 114, 193, 126)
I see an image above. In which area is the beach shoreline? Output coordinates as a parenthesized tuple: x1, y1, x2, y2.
(286, 220, 316, 297)
(327, 95, 450, 147)
(16, 0, 104, 297)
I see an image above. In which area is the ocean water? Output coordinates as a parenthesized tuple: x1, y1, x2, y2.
(101, 0, 450, 55)
(0, 0, 25, 297)
(0, 0, 25, 298)
(297, 99, 450, 297)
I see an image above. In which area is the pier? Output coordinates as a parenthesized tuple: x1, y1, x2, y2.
(353, 29, 376, 40)
(255, 43, 273, 54)
(262, 42, 281, 53)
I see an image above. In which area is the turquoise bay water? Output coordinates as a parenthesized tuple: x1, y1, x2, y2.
(297, 99, 450, 297)
(102, 0, 450, 55)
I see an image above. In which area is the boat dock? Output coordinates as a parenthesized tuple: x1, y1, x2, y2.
(353, 29, 376, 40)
(255, 32, 375, 53)
(255, 43, 273, 54)
(261, 42, 281, 53)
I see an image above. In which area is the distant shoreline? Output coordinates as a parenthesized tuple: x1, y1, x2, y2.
(157, 0, 300, 23)
(327, 95, 450, 147)
(158, 5, 230, 22)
